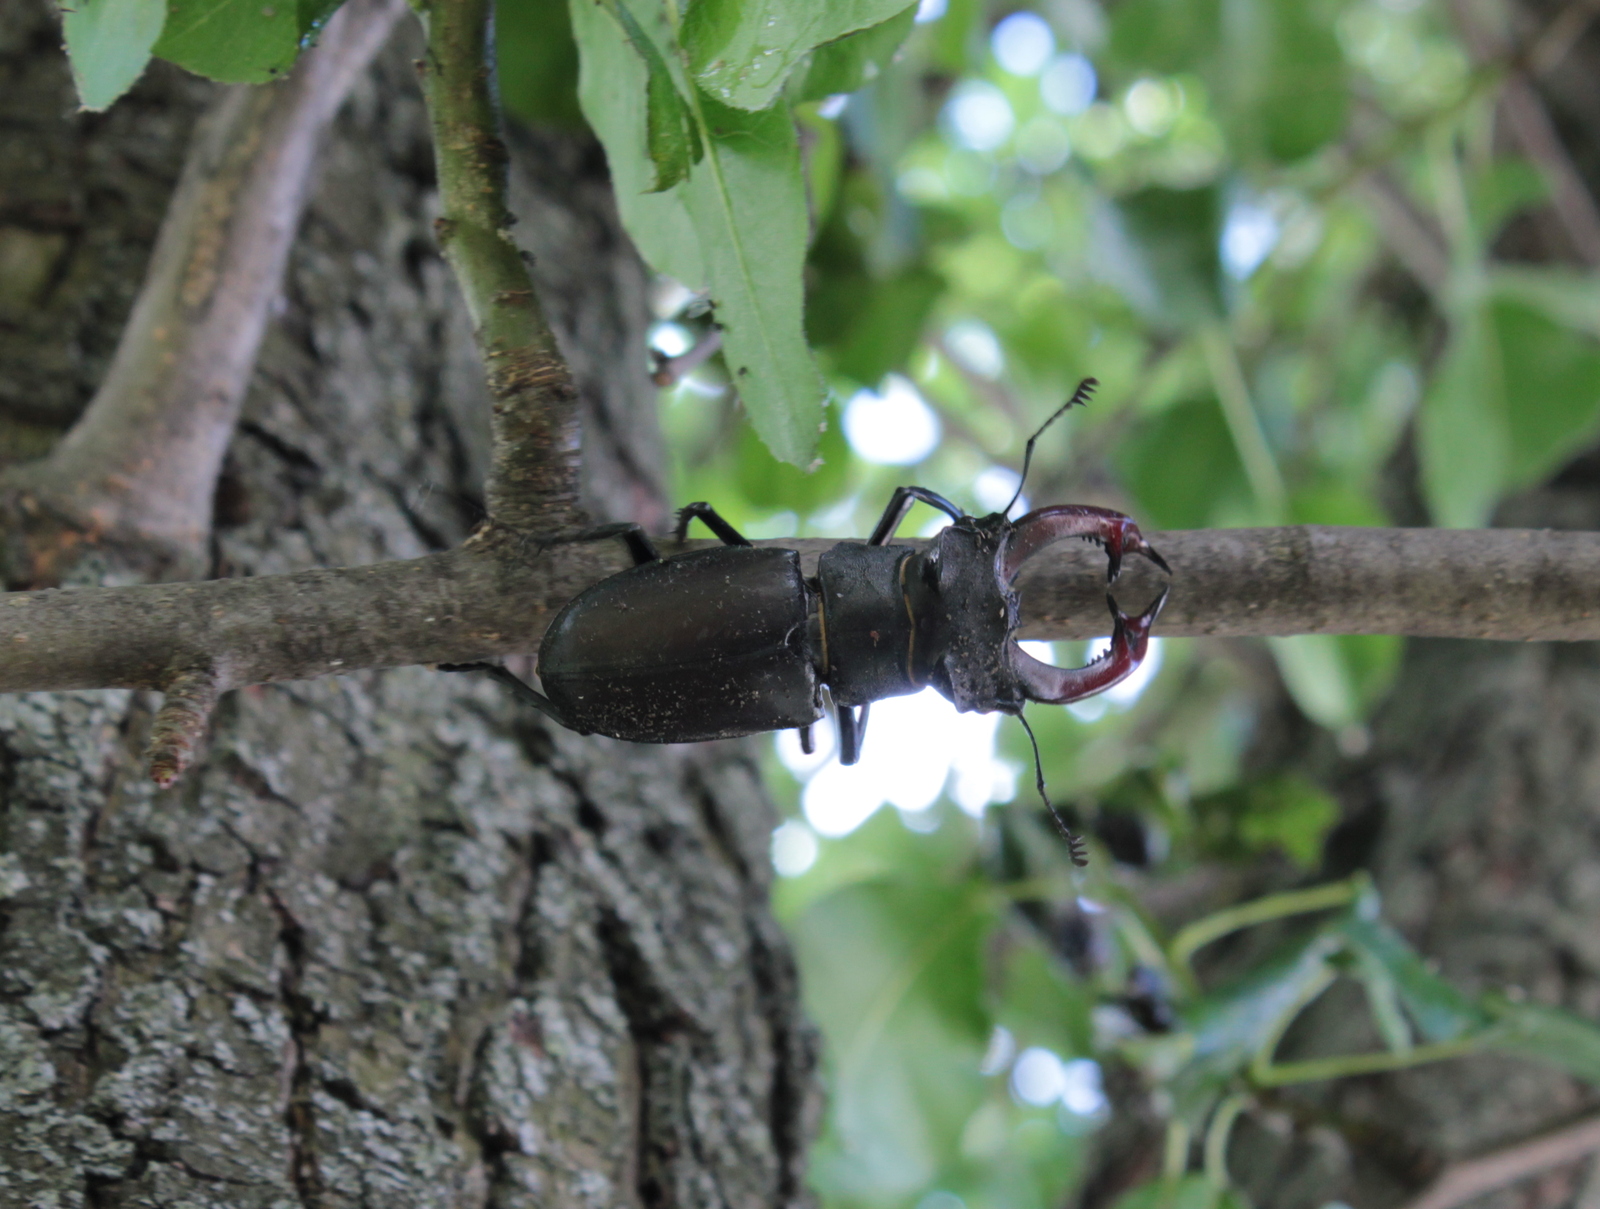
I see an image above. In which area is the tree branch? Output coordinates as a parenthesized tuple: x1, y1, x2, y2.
(3, 525, 1599, 696)
(1402, 1113, 1600, 1209)
(415, 0, 583, 533)
(0, 0, 405, 583)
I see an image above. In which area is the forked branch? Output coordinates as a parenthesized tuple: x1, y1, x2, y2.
(0, 0, 405, 584)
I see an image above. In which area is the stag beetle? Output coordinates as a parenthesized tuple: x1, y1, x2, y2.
(445, 379, 1170, 863)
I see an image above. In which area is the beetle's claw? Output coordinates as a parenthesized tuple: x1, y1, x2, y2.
(1105, 521, 1169, 584)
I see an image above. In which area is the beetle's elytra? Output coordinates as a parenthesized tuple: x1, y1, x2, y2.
(444, 379, 1171, 864)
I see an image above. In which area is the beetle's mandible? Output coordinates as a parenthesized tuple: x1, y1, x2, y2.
(444, 379, 1170, 863)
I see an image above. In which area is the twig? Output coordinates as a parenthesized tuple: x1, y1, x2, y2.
(0, 0, 406, 582)
(148, 665, 226, 787)
(1358, 170, 1453, 297)
(652, 327, 723, 386)
(1402, 1114, 1600, 1209)
(414, 0, 582, 534)
(7, 525, 1600, 695)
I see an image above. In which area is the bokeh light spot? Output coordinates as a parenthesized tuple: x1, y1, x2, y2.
(1040, 53, 1096, 115)
(991, 11, 1055, 77)
(944, 319, 1004, 379)
(944, 81, 1015, 151)
(1222, 199, 1280, 279)
(770, 820, 819, 877)
(844, 375, 941, 465)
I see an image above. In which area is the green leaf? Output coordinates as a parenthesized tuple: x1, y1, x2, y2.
(1489, 1000, 1600, 1086)
(1175, 931, 1342, 1113)
(602, 0, 703, 191)
(812, 266, 944, 386)
(1240, 0, 1348, 163)
(1336, 913, 1486, 1044)
(729, 397, 850, 512)
(155, 0, 304, 83)
(683, 0, 919, 111)
(1266, 634, 1358, 731)
(1111, 1173, 1224, 1209)
(682, 90, 826, 463)
(794, 877, 995, 1199)
(297, 0, 341, 35)
(569, 0, 707, 288)
(1103, 188, 1226, 328)
(797, 3, 918, 101)
(570, 0, 823, 461)
(1493, 298, 1600, 488)
(497, 0, 585, 129)
(1116, 396, 1249, 529)
(62, 0, 166, 110)
(1417, 309, 1509, 528)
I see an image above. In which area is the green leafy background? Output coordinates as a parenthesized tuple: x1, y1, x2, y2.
(62, 0, 1600, 1204)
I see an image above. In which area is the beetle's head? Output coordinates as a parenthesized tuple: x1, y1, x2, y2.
(917, 507, 1169, 712)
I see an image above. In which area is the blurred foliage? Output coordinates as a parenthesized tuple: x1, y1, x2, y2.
(60, 0, 1600, 1204)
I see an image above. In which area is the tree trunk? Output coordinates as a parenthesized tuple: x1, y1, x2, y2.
(0, 7, 817, 1207)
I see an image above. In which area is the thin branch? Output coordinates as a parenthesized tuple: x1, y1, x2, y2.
(1402, 1114, 1600, 1209)
(5, 525, 1600, 695)
(1357, 169, 1453, 298)
(415, 0, 582, 534)
(652, 328, 724, 386)
(148, 665, 226, 787)
(0, 0, 405, 582)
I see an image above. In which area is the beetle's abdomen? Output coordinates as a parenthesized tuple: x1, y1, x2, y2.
(538, 547, 821, 743)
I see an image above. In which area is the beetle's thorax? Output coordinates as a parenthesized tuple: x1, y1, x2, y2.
(813, 513, 1026, 714)
(911, 514, 1026, 714)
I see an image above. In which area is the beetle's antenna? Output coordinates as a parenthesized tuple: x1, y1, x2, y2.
(1016, 712, 1089, 867)
(1005, 377, 1098, 516)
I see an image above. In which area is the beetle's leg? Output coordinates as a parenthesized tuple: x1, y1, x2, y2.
(867, 486, 965, 546)
(798, 724, 815, 755)
(437, 662, 584, 731)
(837, 703, 870, 764)
(674, 501, 754, 547)
(1010, 588, 1168, 704)
(562, 521, 660, 565)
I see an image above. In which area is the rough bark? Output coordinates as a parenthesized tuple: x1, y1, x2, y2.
(0, 8, 816, 1209)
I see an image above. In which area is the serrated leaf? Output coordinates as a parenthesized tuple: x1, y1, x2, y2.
(682, 90, 826, 463)
(601, 0, 702, 192)
(798, 3, 918, 101)
(569, 0, 706, 288)
(684, 0, 918, 111)
(62, 0, 166, 110)
(155, 0, 304, 83)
